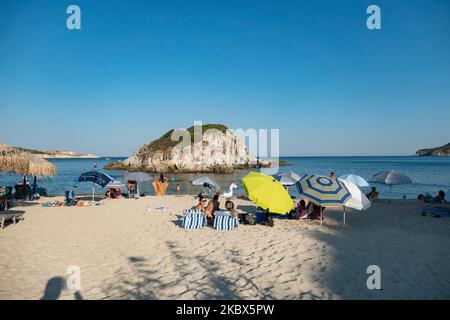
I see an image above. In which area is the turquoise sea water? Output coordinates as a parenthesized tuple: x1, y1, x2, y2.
(1, 156, 449, 199)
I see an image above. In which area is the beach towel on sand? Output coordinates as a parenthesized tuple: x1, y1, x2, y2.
(422, 206, 450, 218)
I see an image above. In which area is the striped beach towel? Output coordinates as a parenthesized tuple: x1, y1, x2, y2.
(182, 209, 206, 229)
(213, 211, 238, 231)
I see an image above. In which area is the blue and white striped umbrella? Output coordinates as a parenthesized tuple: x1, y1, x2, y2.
(78, 171, 114, 188)
(295, 174, 351, 207)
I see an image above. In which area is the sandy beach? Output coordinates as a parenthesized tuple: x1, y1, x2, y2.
(1, 195, 449, 300)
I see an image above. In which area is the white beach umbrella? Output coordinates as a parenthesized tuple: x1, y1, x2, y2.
(339, 179, 371, 212)
(191, 176, 218, 188)
(338, 174, 369, 187)
(372, 169, 412, 199)
(372, 170, 412, 185)
(273, 170, 302, 186)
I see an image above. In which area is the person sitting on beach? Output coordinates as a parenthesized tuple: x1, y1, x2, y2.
(366, 187, 379, 201)
(434, 190, 446, 204)
(330, 172, 337, 179)
(175, 184, 181, 193)
(205, 194, 220, 223)
(295, 200, 309, 219)
(196, 196, 208, 212)
(417, 193, 433, 203)
(417, 194, 427, 202)
(304, 202, 323, 220)
(225, 200, 237, 217)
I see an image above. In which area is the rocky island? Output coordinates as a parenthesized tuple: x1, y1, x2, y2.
(416, 143, 450, 156)
(15, 147, 99, 159)
(105, 124, 273, 173)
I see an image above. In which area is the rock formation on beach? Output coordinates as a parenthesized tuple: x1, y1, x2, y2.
(416, 143, 450, 156)
(105, 124, 271, 173)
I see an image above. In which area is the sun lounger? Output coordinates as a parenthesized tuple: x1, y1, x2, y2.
(213, 211, 238, 230)
(0, 212, 25, 230)
(422, 206, 450, 218)
(182, 209, 206, 229)
(65, 190, 78, 206)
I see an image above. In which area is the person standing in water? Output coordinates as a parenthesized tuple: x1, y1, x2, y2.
(152, 174, 169, 196)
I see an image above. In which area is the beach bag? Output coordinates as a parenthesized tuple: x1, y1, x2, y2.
(213, 211, 238, 231)
(255, 211, 266, 224)
(182, 209, 206, 229)
(244, 214, 257, 225)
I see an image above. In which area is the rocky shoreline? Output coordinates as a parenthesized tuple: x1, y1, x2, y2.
(416, 143, 450, 156)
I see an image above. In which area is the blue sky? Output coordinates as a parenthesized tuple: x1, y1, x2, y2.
(0, 0, 449, 156)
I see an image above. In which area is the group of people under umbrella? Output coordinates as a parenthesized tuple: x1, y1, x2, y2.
(74, 171, 170, 202)
(241, 169, 414, 225)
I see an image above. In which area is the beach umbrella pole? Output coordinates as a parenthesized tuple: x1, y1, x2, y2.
(389, 185, 392, 204)
(92, 183, 95, 202)
(343, 207, 346, 225)
(320, 207, 323, 225)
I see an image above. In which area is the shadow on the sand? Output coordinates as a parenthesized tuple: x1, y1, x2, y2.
(10, 200, 40, 207)
(75, 195, 107, 202)
(102, 243, 276, 300)
(41, 277, 64, 300)
(302, 203, 450, 299)
(41, 277, 84, 300)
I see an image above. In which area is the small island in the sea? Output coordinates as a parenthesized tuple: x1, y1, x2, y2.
(416, 143, 450, 156)
(15, 147, 99, 159)
(105, 123, 279, 173)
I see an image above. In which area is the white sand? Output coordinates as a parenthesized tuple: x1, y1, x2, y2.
(1, 195, 450, 300)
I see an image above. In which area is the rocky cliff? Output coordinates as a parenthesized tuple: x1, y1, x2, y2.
(105, 124, 270, 173)
(416, 143, 450, 156)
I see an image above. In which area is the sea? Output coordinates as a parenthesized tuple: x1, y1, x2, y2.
(1, 156, 449, 200)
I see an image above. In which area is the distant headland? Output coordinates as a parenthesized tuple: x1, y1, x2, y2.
(416, 143, 450, 156)
(14, 147, 99, 159)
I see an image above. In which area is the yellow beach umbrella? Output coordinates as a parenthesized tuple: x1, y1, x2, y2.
(242, 171, 293, 214)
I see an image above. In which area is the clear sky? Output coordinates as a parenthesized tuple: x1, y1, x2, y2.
(0, 0, 449, 156)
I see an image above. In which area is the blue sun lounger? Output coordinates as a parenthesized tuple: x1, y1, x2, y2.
(213, 211, 238, 231)
(182, 209, 206, 229)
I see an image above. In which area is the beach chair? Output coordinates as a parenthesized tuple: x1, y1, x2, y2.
(182, 209, 206, 229)
(213, 210, 238, 231)
(128, 184, 140, 199)
(0, 212, 25, 230)
(65, 190, 77, 206)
